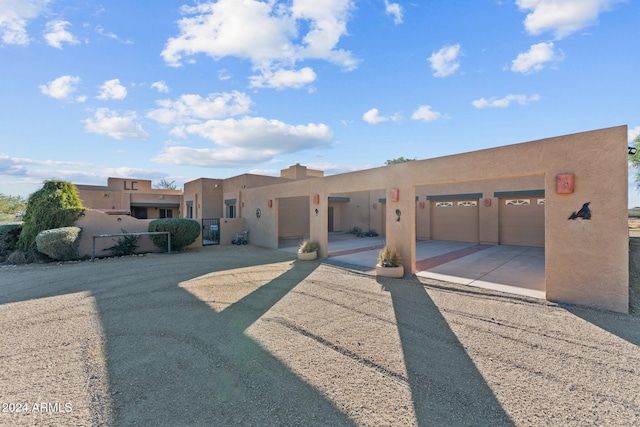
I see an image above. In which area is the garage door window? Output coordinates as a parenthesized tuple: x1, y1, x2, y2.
(505, 199, 530, 206)
(436, 202, 453, 207)
(457, 201, 478, 207)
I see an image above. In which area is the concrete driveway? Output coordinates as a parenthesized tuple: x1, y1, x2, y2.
(294, 235, 546, 300)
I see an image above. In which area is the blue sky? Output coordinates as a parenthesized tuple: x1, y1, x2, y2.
(1, 0, 639, 205)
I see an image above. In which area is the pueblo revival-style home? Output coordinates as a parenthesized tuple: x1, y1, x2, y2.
(75, 126, 630, 313)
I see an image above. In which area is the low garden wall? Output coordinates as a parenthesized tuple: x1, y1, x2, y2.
(75, 210, 160, 258)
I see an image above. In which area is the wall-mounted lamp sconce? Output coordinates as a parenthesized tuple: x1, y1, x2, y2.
(268, 199, 273, 208)
(314, 194, 320, 205)
(315, 208, 319, 216)
(391, 188, 399, 202)
(629, 147, 637, 155)
(373, 203, 377, 210)
(241, 202, 245, 208)
(484, 198, 492, 207)
(419, 201, 425, 209)
(556, 173, 574, 194)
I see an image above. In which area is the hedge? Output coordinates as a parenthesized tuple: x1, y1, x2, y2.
(0, 224, 22, 261)
(18, 180, 84, 251)
(148, 218, 200, 251)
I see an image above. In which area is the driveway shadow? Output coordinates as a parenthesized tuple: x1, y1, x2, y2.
(1, 248, 354, 426)
(379, 276, 514, 427)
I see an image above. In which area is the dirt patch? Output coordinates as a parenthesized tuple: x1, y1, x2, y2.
(1, 245, 639, 426)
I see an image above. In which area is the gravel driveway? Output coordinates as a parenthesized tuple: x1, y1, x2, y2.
(1, 244, 639, 426)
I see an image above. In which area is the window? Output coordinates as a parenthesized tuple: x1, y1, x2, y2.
(160, 208, 173, 219)
(227, 205, 236, 218)
(187, 205, 193, 218)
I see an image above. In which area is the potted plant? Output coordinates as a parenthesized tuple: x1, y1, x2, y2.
(376, 246, 404, 278)
(298, 240, 320, 260)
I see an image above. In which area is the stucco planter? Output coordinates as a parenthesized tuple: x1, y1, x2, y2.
(297, 250, 318, 261)
(375, 264, 404, 278)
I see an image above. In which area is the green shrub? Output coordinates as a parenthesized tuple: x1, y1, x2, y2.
(148, 218, 200, 251)
(0, 224, 22, 261)
(18, 180, 85, 251)
(105, 230, 140, 257)
(5, 249, 49, 265)
(35, 226, 81, 261)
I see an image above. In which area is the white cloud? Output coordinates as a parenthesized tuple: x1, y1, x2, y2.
(97, 79, 127, 100)
(154, 116, 333, 167)
(147, 91, 252, 125)
(411, 105, 442, 122)
(153, 146, 277, 168)
(218, 69, 232, 81)
(44, 20, 79, 49)
(181, 117, 332, 150)
(428, 44, 461, 77)
(629, 126, 640, 143)
(511, 42, 562, 74)
(384, 0, 403, 25)
(83, 108, 149, 140)
(161, 0, 357, 89)
(151, 81, 169, 93)
(516, 0, 623, 39)
(39, 75, 84, 101)
(363, 108, 388, 124)
(472, 94, 541, 108)
(0, 0, 49, 45)
(249, 67, 317, 89)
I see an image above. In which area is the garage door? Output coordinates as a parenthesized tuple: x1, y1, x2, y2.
(499, 197, 545, 247)
(430, 200, 479, 242)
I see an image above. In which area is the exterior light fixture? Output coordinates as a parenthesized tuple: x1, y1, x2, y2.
(556, 173, 575, 194)
(629, 147, 638, 155)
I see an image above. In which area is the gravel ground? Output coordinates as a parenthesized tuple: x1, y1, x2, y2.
(1, 243, 639, 426)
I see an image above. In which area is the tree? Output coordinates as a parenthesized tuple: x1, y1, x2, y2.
(0, 194, 27, 214)
(17, 180, 85, 251)
(630, 135, 640, 189)
(154, 178, 177, 190)
(385, 157, 416, 165)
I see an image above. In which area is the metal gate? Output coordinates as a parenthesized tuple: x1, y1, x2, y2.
(202, 218, 220, 245)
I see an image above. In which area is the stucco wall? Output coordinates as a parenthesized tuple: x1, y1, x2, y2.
(74, 210, 160, 258)
(278, 196, 310, 238)
(239, 126, 629, 313)
(184, 178, 224, 219)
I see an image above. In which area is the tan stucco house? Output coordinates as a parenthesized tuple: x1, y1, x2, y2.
(75, 126, 630, 313)
(76, 177, 182, 219)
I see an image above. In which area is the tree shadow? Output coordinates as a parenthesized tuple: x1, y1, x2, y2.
(379, 276, 514, 427)
(1, 249, 355, 426)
